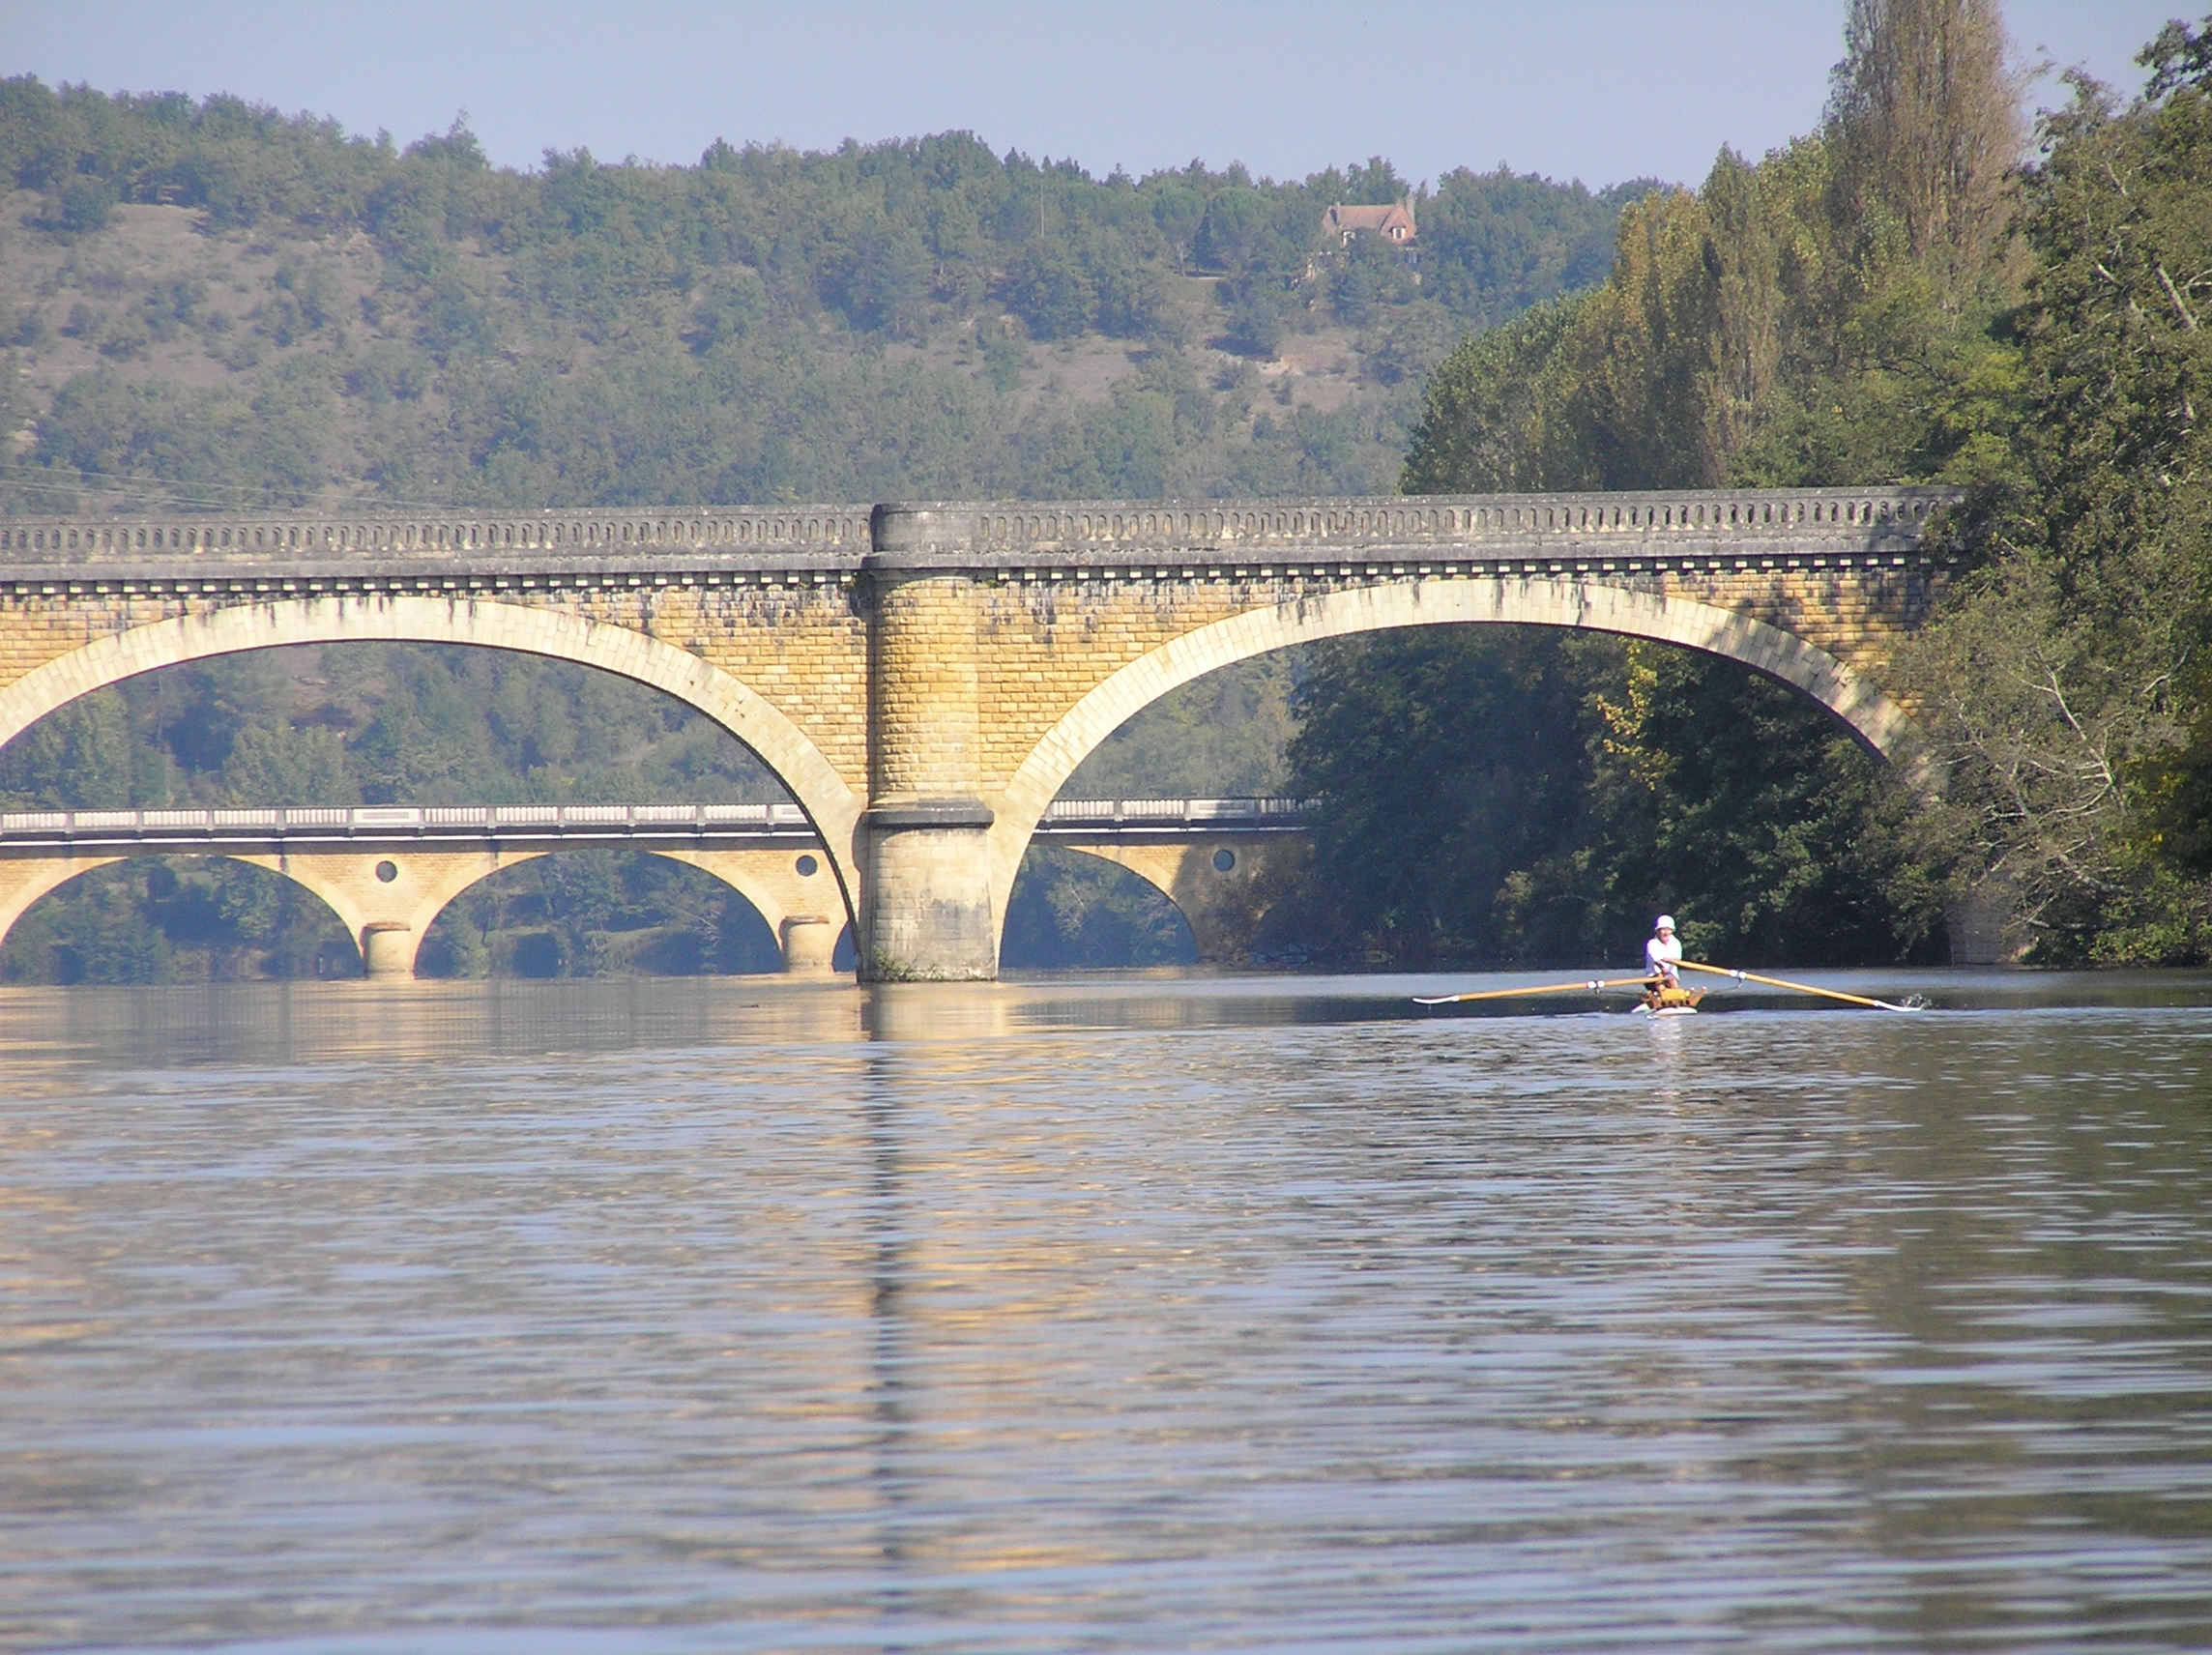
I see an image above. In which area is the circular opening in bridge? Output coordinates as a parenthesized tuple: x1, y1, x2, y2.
(795, 854, 820, 878)
(374, 860, 399, 885)
(1212, 849, 1237, 873)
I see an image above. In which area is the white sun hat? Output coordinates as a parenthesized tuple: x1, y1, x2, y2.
(1655, 915, 1675, 931)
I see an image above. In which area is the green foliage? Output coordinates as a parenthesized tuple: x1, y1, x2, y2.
(1900, 27, 2212, 959)
(1399, 295, 1592, 492)
(0, 84, 1646, 519)
(1402, 22, 2026, 498)
(0, 686, 133, 805)
(1283, 630, 1615, 965)
(1276, 626, 1941, 969)
(1417, 170, 1657, 332)
(1065, 653, 1299, 799)
(1585, 645, 1941, 965)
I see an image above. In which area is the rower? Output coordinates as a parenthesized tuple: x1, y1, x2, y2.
(1643, 915, 1700, 1010)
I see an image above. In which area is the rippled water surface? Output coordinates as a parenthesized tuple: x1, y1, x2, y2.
(4, 970, 2211, 1653)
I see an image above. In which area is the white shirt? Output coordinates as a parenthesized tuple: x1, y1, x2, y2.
(1645, 933, 1682, 981)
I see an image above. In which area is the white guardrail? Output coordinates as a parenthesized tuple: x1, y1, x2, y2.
(1036, 798, 1317, 827)
(0, 802, 815, 837)
(0, 798, 1319, 841)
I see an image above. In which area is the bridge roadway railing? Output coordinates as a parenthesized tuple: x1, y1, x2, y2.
(1034, 798, 1317, 836)
(0, 486, 1960, 578)
(0, 798, 1316, 849)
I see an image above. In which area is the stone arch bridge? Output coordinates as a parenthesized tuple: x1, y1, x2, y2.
(0, 486, 1959, 978)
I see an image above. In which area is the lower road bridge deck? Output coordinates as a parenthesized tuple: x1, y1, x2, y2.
(0, 798, 1317, 975)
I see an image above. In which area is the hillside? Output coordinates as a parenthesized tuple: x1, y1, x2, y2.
(0, 84, 1650, 515)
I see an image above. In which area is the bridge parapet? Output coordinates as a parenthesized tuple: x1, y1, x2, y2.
(0, 487, 1960, 581)
(1036, 798, 1316, 834)
(0, 506, 873, 569)
(956, 486, 1961, 562)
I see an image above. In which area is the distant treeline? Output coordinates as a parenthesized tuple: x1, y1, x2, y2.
(0, 80, 1640, 338)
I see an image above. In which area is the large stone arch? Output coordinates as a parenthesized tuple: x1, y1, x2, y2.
(986, 576, 1912, 919)
(0, 594, 864, 924)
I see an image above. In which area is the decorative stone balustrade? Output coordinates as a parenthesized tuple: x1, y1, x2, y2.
(0, 487, 1958, 578)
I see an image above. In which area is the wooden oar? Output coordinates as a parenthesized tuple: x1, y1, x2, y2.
(1414, 975, 1653, 1006)
(1678, 959, 1927, 1011)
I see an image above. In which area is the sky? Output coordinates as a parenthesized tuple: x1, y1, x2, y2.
(0, 2, 2186, 192)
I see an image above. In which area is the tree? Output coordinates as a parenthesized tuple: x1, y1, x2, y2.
(1902, 20, 2212, 959)
(1826, 0, 2023, 289)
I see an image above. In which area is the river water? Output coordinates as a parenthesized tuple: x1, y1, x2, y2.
(4, 970, 2210, 1653)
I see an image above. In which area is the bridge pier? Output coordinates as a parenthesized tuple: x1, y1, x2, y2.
(860, 508, 1000, 981)
(361, 921, 416, 978)
(230, 849, 526, 980)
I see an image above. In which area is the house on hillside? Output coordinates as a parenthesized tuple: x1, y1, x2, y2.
(1322, 200, 1418, 267)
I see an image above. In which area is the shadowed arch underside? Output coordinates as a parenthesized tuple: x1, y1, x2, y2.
(0, 594, 865, 925)
(987, 576, 1912, 920)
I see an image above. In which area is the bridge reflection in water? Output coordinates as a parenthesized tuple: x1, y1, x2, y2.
(0, 798, 1315, 977)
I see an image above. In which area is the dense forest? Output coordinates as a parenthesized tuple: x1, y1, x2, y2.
(2, 1, 2207, 979)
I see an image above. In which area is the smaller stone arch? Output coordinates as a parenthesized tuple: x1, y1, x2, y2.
(261, 842, 851, 978)
(226, 847, 532, 977)
(1047, 835, 1309, 967)
(0, 851, 362, 976)
(0, 854, 128, 961)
